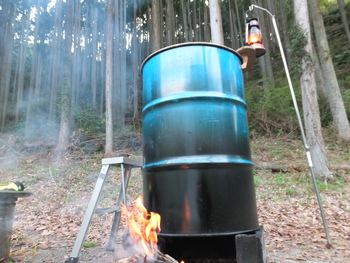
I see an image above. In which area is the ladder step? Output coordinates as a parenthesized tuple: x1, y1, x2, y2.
(102, 157, 142, 167)
(95, 206, 121, 215)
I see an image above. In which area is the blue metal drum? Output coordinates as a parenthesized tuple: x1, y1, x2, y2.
(142, 43, 259, 237)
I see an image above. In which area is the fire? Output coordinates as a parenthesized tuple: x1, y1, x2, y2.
(248, 33, 262, 44)
(121, 195, 161, 258)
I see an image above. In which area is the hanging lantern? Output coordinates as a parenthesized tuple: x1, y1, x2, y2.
(245, 18, 266, 57)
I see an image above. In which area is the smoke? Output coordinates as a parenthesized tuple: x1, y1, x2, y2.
(2, 0, 153, 143)
(0, 134, 22, 173)
(108, 230, 159, 262)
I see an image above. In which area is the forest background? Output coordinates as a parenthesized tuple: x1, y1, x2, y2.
(0, 0, 350, 262)
(0, 0, 349, 160)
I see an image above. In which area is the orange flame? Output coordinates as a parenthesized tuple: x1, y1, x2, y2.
(248, 33, 262, 44)
(121, 195, 161, 258)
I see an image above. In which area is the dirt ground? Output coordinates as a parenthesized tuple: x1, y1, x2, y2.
(1, 136, 349, 263)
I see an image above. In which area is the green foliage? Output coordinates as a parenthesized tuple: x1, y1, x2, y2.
(316, 176, 345, 192)
(274, 172, 286, 184)
(287, 23, 308, 75)
(344, 88, 350, 117)
(321, 0, 343, 25)
(83, 241, 98, 248)
(326, 143, 335, 150)
(254, 175, 260, 187)
(333, 50, 350, 66)
(318, 73, 350, 127)
(74, 105, 105, 136)
(245, 22, 309, 137)
(2, 0, 349, 140)
(257, 167, 347, 202)
(246, 83, 300, 135)
(317, 92, 333, 127)
(285, 187, 296, 195)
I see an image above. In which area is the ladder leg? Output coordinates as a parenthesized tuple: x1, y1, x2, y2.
(66, 164, 110, 263)
(121, 163, 127, 205)
(106, 165, 132, 251)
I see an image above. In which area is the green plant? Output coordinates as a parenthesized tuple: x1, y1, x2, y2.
(343, 87, 350, 117)
(327, 143, 335, 150)
(246, 81, 301, 135)
(318, 92, 333, 127)
(315, 176, 345, 192)
(83, 241, 98, 248)
(288, 23, 308, 75)
(333, 50, 350, 65)
(286, 188, 295, 195)
(74, 105, 105, 135)
(254, 175, 260, 187)
(274, 173, 285, 184)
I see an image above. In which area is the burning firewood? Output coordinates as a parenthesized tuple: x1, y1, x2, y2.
(116, 251, 179, 263)
(118, 195, 179, 263)
(155, 251, 179, 262)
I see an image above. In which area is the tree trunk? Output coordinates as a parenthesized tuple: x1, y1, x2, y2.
(228, 1, 238, 49)
(25, 3, 41, 137)
(234, 0, 244, 47)
(54, 0, 74, 159)
(151, 0, 162, 52)
(105, 0, 114, 154)
(49, 0, 63, 124)
(181, 0, 188, 42)
(311, 44, 327, 95)
(293, 0, 332, 179)
(132, 0, 139, 122)
(203, 0, 210, 42)
(266, 0, 277, 54)
(120, 0, 127, 126)
(309, 0, 350, 141)
(197, 1, 202, 41)
(165, 0, 175, 46)
(186, 1, 193, 42)
(256, 0, 274, 88)
(278, 0, 290, 61)
(113, 0, 121, 126)
(209, 0, 224, 45)
(91, 6, 98, 109)
(100, 33, 106, 117)
(189, 1, 199, 42)
(192, 1, 199, 42)
(71, 0, 81, 110)
(337, 0, 350, 45)
(80, 7, 91, 105)
(0, 2, 16, 132)
(34, 54, 42, 97)
(0, 0, 11, 78)
(14, 13, 29, 125)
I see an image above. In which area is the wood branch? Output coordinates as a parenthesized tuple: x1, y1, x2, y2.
(156, 251, 179, 262)
(255, 162, 350, 172)
(116, 251, 179, 263)
(117, 258, 130, 263)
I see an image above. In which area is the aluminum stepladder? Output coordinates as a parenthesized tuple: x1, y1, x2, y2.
(65, 157, 142, 263)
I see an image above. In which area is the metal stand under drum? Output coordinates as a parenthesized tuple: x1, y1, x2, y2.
(235, 226, 267, 263)
(158, 226, 266, 263)
(65, 157, 142, 263)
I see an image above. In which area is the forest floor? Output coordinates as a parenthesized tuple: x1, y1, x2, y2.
(0, 132, 349, 263)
